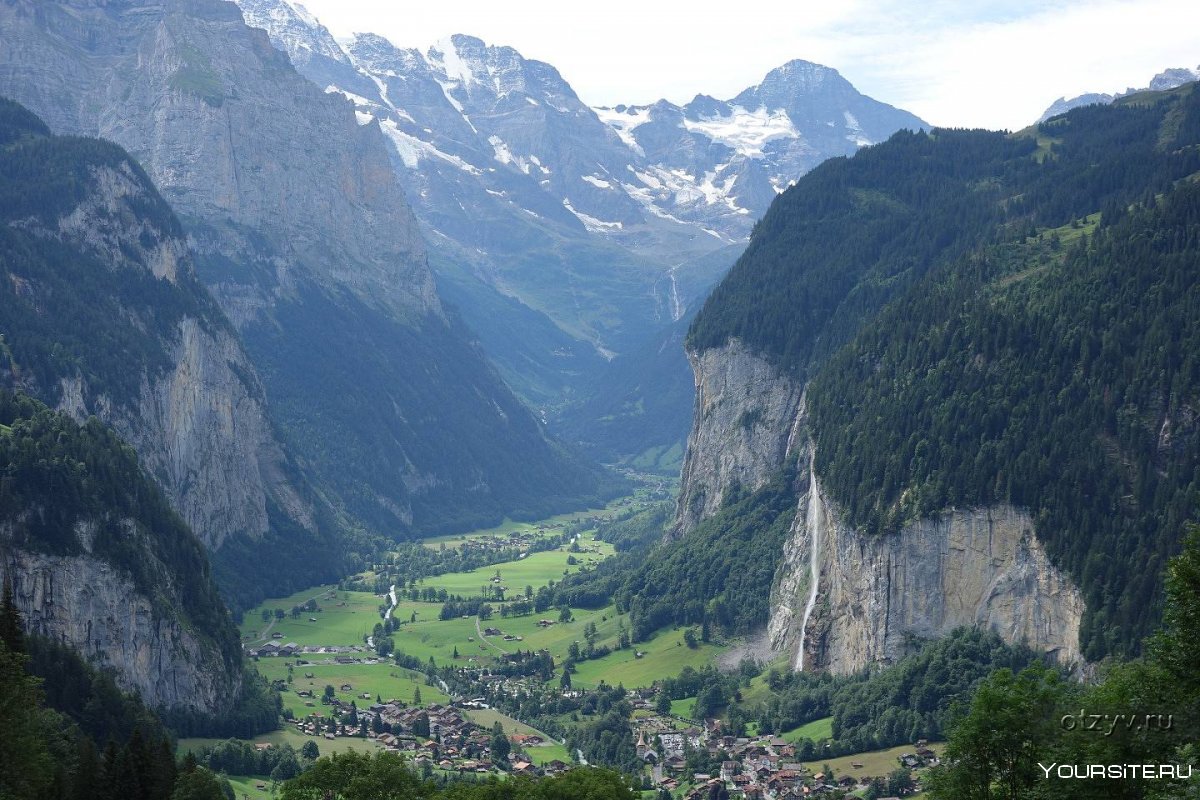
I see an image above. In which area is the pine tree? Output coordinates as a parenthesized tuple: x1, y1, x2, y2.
(0, 575, 24, 654)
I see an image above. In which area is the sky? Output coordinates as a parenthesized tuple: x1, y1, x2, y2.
(294, 0, 1200, 130)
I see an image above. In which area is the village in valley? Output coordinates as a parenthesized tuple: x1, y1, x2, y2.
(193, 494, 940, 799)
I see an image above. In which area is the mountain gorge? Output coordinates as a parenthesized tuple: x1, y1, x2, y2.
(0, 0, 610, 604)
(232, 0, 927, 464)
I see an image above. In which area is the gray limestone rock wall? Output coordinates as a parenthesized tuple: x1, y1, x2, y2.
(0, 0, 438, 324)
(768, 466, 1085, 673)
(28, 160, 314, 552)
(0, 528, 239, 714)
(677, 341, 1085, 672)
(673, 340, 805, 538)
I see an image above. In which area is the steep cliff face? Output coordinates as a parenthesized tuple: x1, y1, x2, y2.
(673, 340, 804, 537)
(676, 91, 1200, 665)
(0, 392, 242, 716)
(62, 316, 315, 552)
(0, 0, 436, 322)
(677, 343, 1084, 673)
(0, 539, 238, 713)
(768, 454, 1085, 674)
(0, 100, 314, 556)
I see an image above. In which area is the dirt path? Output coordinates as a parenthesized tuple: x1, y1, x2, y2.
(246, 586, 338, 645)
(474, 617, 508, 654)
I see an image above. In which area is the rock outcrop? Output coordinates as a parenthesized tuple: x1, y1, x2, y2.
(768, 460, 1085, 673)
(673, 340, 804, 537)
(0, 106, 314, 554)
(0, 0, 437, 323)
(0, 538, 238, 713)
(677, 341, 1085, 672)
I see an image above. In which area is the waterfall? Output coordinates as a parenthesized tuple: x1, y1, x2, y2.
(668, 266, 683, 322)
(795, 464, 821, 671)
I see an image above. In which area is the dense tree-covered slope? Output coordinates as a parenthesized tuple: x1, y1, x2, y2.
(0, 390, 240, 679)
(679, 84, 1200, 658)
(0, 98, 212, 410)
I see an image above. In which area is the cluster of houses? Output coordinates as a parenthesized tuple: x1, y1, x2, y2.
(250, 641, 371, 663)
(457, 526, 561, 555)
(289, 697, 569, 778)
(633, 717, 939, 799)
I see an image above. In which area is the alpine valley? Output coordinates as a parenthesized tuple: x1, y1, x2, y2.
(1, 2, 1199, 799)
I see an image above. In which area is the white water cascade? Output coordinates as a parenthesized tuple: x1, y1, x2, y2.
(668, 265, 683, 322)
(795, 465, 821, 671)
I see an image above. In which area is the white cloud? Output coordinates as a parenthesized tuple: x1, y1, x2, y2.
(291, 0, 1200, 130)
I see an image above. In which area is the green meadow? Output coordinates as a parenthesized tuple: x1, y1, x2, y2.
(240, 586, 385, 648)
(801, 742, 945, 782)
(252, 660, 450, 719)
(409, 532, 615, 598)
(783, 716, 834, 743)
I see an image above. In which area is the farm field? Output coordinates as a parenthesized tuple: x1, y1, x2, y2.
(240, 586, 385, 648)
(669, 698, 697, 720)
(179, 727, 383, 759)
(571, 629, 727, 689)
(242, 516, 723, 701)
(225, 774, 273, 800)
(252, 660, 450, 719)
(417, 490, 665, 552)
(410, 532, 615, 598)
(801, 742, 945, 783)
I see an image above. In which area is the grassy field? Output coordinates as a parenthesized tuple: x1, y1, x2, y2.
(571, 628, 727, 690)
(783, 716, 833, 743)
(252, 660, 450, 719)
(240, 586, 385, 648)
(418, 496, 645, 551)
(226, 774, 274, 800)
(802, 742, 944, 782)
(179, 727, 381, 759)
(669, 698, 696, 720)
(411, 533, 615, 598)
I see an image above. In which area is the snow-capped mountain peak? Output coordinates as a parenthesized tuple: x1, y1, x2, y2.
(1038, 65, 1200, 122)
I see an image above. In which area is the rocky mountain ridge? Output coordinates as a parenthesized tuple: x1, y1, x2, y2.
(0, 97, 315, 559)
(233, 0, 926, 464)
(0, 0, 608, 575)
(1038, 64, 1199, 122)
